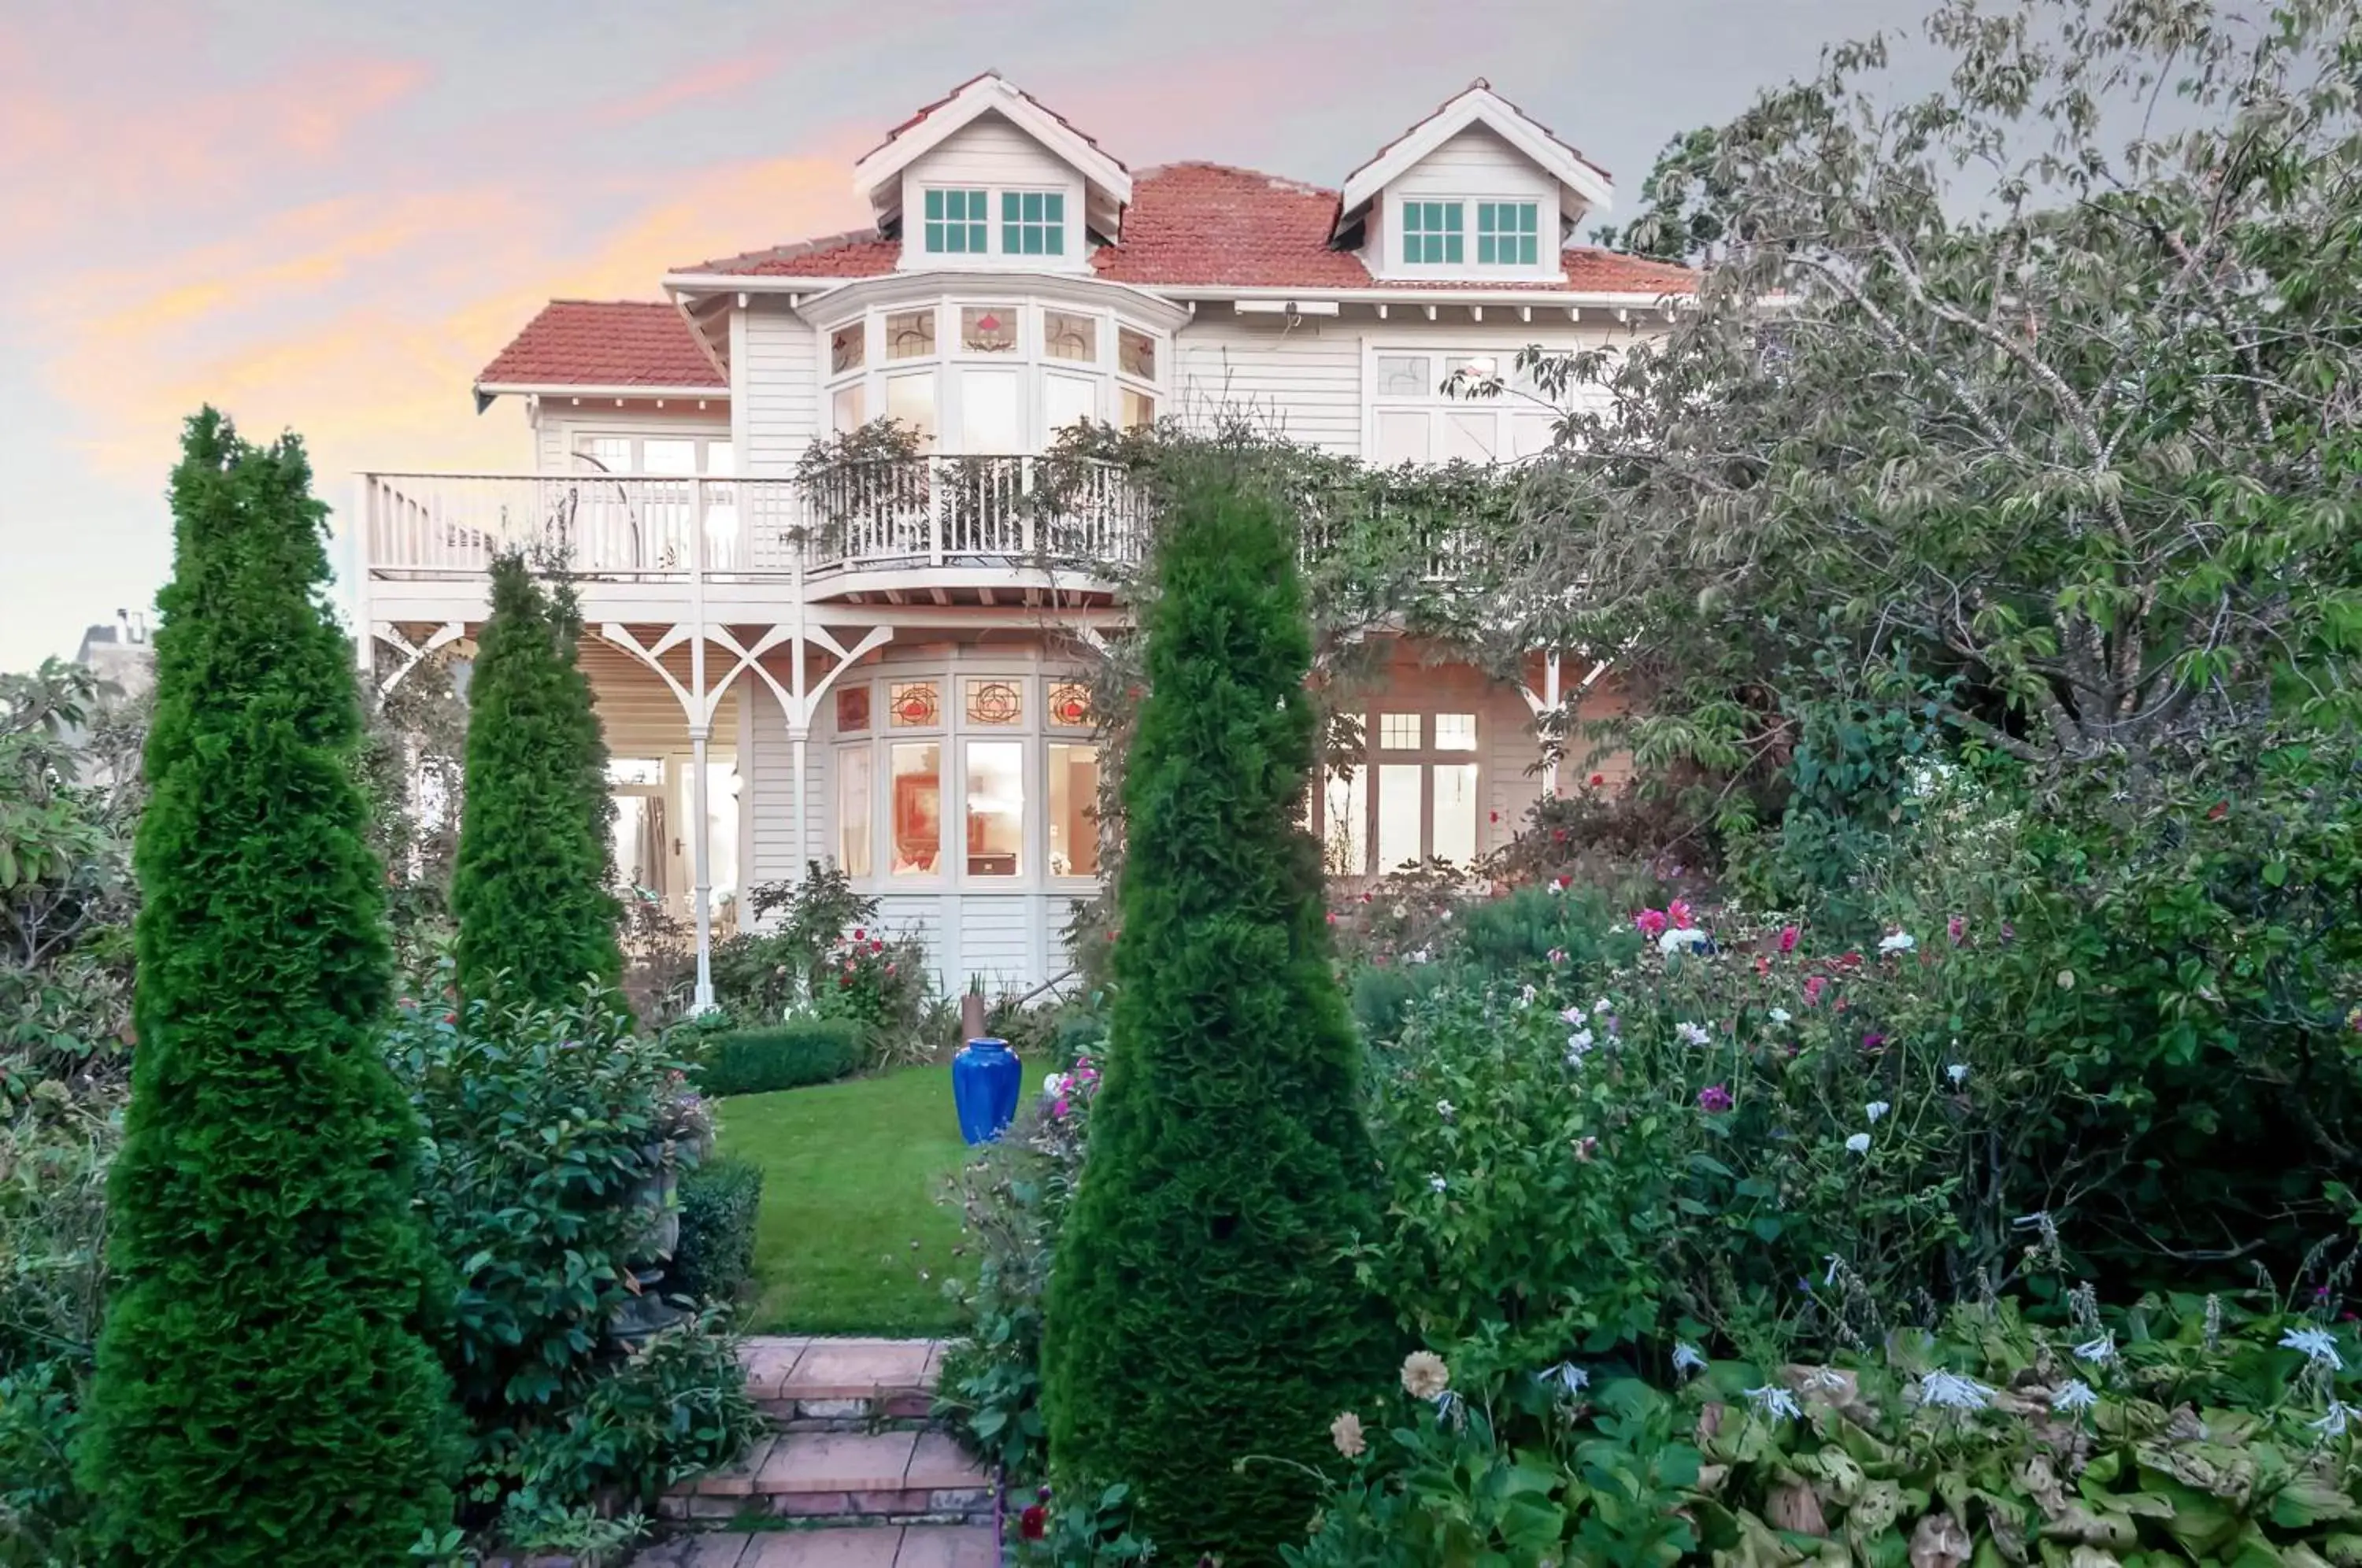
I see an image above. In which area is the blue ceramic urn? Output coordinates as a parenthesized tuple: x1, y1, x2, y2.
(951, 1037, 1021, 1145)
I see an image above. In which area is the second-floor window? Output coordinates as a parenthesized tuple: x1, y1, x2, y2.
(1477, 201, 1540, 265)
(1001, 190, 1065, 257)
(1402, 200, 1464, 265)
(924, 188, 988, 254)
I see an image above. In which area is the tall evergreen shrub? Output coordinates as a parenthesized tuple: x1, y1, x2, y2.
(1045, 464, 1386, 1562)
(80, 409, 457, 1565)
(450, 553, 620, 1005)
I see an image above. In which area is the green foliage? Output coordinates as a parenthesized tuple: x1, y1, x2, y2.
(0, 1355, 87, 1566)
(691, 1019, 864, 1096)
(80, 408, 458, 1566)
(1295, 1299, 2362, 1567)
(1016, 1479, 1156, 1567)
(670, 1155, 763, 1304)
(391, 989, 690, 1426)
(0, 660, 142, 1087)
(497, 1315, 762, 1531)
(809, 925, 936, 1065)
(1046, 463, 1388, 1560)
(450, 553, 621, 1008)
(707, 862, 876, 1022)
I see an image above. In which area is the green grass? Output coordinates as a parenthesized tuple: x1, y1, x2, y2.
(712, 1064, 971, 1336)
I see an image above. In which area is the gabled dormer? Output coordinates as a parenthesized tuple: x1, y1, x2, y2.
(853, 73, 1131, 276)
(1333, 80, 1615, 285)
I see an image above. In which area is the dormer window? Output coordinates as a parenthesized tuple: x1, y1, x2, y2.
(1476, 201, 1540, 265)
(923, 188, 989, 254)
(1001, 191, 1066, 257)
(1401, 201, 1465, 266)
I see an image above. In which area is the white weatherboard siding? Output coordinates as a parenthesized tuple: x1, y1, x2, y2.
(1173, 316, 1364, 453)
(741, 304, 819, 474)
(533, 405, 731, 474)
(745, 679, 827, 887)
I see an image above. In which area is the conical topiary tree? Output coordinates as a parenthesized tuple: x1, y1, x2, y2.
(80, 409, 457, 1566)
(1045, 460, 1387, 1562)
(450, 553, 620, 1006)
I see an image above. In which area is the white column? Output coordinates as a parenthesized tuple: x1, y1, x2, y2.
(788, 548, 810, 886)
(1542, 649, 1563, 797)
(689, 478, 716, 1012)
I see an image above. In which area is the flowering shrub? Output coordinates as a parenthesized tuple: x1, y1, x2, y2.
(812, 925, 934, 1066)
(1291, 1296, 2362, 1566)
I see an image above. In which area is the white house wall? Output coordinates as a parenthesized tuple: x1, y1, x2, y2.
(740, 303, 818, 475)
(898, 114, 1088, 274)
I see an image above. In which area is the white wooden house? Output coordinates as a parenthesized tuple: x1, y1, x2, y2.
(358, 74, 1697, 1006)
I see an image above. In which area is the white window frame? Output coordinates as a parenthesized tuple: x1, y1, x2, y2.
(561, 427, 735, 475)
(1361, 342, 1573, 468)
(1310, 706, 1486, 877)
(1380, 190, 1561, 283)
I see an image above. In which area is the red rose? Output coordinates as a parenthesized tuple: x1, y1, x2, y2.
(1020, 1505, 1047, 1540)
(1589, 772, 1605, 786)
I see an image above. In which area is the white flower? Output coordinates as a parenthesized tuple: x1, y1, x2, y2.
(1917, 1371, 1996, 1411)
(2072, 1332, 2116, 1364)
(1745, 1385, 1801, 1422)
(1822, 1254, 1844, 1287)
(2051, 1379, 2099, 1415)
(1947, 1063, 1969, 1085)
(1864, 1100, 1891, 1123)
(1768, 1008, 1792, 1025)
(1042, 1071, 1072, 1096)
(2282, 1326, 2346, 1370)
(1546, 879, 1567, 896)
(1519, 985, 1537, 1008)
(1845, 1133, 1871, 1155)
(2312, 1400, 2356, 1437)
(1675, 1021, 1712, 1048)
(1594, 997, 1612, 1015)
(1435, 1098, 1456, 1120)
(1559, 1006, 1587, 1026)
(1427, 1173, 1448, 1193)
(1879, 931, 1917, 954)
(1407, 947, 1432, 965)
(1537, 1363, 1589, 1398)
(1672, 1342, 1708, 1377)
(1566, 1029, 1594, 1054)
(1660, 926, 1710, 955)
(1393, 903, 1408, 918)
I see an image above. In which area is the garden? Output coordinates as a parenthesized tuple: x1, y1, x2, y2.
(6, 1, 2362, 1565)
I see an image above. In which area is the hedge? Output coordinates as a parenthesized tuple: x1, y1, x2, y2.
(693, 1019, 864, 1096)
(669, 1155, 764, 1305)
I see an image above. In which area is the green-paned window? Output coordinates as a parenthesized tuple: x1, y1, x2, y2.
(1477, 201, 1540, 266)
(923, 187, 987, 254)
(1401, 200, 1464, 265)
(1001, 190, 1065, 257)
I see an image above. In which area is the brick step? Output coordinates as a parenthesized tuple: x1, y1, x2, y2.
(661, 1429, 994, 1527)
(632, 1523, 998, 1566)
(741, 1337, 946, 1430)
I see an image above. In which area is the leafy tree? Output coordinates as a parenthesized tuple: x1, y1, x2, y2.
(79, 409, 457, 1565)
(450, 553, 620, 1006)
(1046, 460, 1386, 1562)
(1509, 0, 2362, 797)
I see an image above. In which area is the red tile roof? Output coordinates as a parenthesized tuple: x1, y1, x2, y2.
(476, 300, 724, 390)
(674, 163, 1697, 296)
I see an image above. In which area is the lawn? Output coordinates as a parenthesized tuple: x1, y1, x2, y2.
(712, 1064, 972, 1336)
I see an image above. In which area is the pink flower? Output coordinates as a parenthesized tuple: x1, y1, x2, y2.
(1697, 1084, 1734, 1114)
(852, 927, 866, 941)
(1635, 908, 1669, 938)
(1668, 898, 1694, 929)
(1547, 947, 1569, 965)
(1803, 974, 1828, 1006)
(1051, 1097, 1070, 1119)
(1947, 915, 1966, 945)
(1325, 911, 1338, 925)
(1778, 924, 1800, 954)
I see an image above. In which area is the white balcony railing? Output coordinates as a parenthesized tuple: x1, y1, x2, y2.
(358, 455, 1153, 582)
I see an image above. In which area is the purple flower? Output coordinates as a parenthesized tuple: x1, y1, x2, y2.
(1697, 1084, 1734, 1114)
(1860, 1031, 1887, 1051)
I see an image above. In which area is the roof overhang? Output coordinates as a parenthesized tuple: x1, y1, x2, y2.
(472, 382, 728, 414)
(853, 76, 1131, 229)
(1334, 85, 1616, 242)
(1150, 283, 1690, 313)
(667, 270, 1194, 333)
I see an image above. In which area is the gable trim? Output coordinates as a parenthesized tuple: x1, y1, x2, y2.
(1336, 86, 1612, 225)
(853, 76, 1131, 207)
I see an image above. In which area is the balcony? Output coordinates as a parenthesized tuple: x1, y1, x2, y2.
(357, 455, 1153, 598)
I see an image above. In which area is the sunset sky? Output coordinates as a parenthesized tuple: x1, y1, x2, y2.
(0, 0, 1929, 671)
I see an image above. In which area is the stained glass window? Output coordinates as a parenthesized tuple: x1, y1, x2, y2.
(830, 323, 864, 375)
(964, 679, 1023, 726)
(1000, 190, 1065, 256)
(836, 684, 871, 733)
(1377, 355, 1430, 398)
(1118, 327, 1156, 379)
(1044, 310, 1097, 363)
(1402, 200, 1464, 265)
(923, 187, 987, 253)
(961, 306, 1019, 354)
(888, 680, 939, 728)
(1047, 681, 1093, 728)
(1477, 201, 1540, 266)
(886, 309, 936, 361)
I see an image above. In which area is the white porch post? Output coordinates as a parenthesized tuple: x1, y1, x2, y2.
(789, 548, 809, 885)
(689, 478, 716, 1013)
(1542, 649, 1563, 797)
